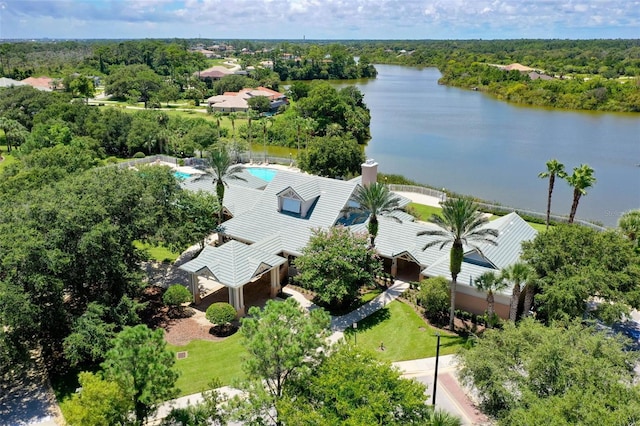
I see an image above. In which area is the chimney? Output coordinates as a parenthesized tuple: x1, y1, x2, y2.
(361, 159, 378, 187)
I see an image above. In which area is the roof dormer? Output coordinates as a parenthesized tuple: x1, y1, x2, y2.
(276, 182, 320, 218)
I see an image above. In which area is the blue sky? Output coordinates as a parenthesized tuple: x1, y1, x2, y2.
(1, 0, 639, 40)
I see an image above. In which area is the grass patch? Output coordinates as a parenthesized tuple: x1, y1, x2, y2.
(409, 201, 547, 232)
(0, 144, 18, 172)
(525, 221, 547, 232)
(168, 334, 246, 396)
(407, 202, 442, 221)
(344, 300, 465, 362)
(134, 241, 181, 263)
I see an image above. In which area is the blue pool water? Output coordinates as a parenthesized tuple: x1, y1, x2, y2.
(247, 167, 277, 182)
(174, 171, 192, 180)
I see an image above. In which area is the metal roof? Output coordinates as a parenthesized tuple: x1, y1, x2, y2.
(220, 170, 359, 255)
(181, 168, 267, 217)
(178, 240, 286, 288)
(180, 168, 536, 297)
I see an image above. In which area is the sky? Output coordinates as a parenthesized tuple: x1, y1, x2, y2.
(1, 0, 639, 40)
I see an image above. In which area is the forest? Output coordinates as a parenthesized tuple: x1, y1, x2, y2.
(1, 38, 638, 111)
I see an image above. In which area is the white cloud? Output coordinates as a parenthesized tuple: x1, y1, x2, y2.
(2, 0, 639, 39)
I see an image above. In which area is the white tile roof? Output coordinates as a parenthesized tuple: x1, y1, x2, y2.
(180, 168, 536, 296)
(179, 240, 286, 288)
(220, 170, 359, 256)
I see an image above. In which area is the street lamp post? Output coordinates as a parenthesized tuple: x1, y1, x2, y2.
(353, 322, 357, 345)
(432, 332, 441, 406)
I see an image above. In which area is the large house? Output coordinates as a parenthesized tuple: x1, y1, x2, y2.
(206, 86, 288, 113)
(179, 161, 537, 317)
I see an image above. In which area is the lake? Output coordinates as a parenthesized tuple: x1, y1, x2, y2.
(332, 65, 640, 227)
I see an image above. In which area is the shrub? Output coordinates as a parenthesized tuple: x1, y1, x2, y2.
(206, 302, 237, 326)
(163, 284, 192, 307)
(132, 152, 146, 159)
(418, 277, 450, 326)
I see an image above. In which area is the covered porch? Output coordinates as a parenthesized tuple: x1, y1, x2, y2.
(382, 251, 424, 283)
(179, 240, 287, 316)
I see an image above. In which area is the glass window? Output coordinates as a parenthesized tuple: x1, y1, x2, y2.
(282, 197, 301, 214)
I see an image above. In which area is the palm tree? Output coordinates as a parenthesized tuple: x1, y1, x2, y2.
(619, 210, 640, 246)
(538, 159, 567, 229)
(203, 147, 247, 223)
(261, 117, 272, 163)
(247, 110, 258, 162)
(566, 164, 596, 224)
(473, 271, 507, 322)
(212, 111, 224, 141)
(344, 182, 402, 247)
(228, 112, 238, 145)
(426, 408, 462, 426)
(418, 198, 499, 330)
(522, 278, 539, 319)
(500, 262, 535, 321)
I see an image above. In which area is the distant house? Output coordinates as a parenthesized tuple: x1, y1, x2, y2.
(21, 76, 55, 91)
(180, 160, 537, 317)
(0, 77, 29, 89)
(206, 86, 288, 113)
(528, 72, 554, 81)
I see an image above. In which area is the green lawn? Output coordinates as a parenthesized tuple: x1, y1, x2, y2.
(168, 333, 246, 396)
(409, 201, 547, 232)
(0, 144, 18, 172)
(134, 241, 181, 263)
(408, 202, 442, 221)
(344, 300, 465, 362)
(165, 297, 463, 396)
(525, 221, 548, 233)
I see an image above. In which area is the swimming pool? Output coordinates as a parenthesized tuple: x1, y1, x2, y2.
(247, 167, 277, 182)
(174, 171, 192, 180)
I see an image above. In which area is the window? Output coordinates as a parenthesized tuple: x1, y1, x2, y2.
(282, 197, 301, 214)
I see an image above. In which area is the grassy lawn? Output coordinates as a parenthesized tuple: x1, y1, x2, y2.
(165, 295, 463, 396)
(134, 241, 181, 263)
(525, 221, 548, 232)
(409, 201, 547, 232)
(344, 300, 465, 362)
(408, 202, 442, 221)
(168, 333, 246, 396)
(0, 144, 18, 172)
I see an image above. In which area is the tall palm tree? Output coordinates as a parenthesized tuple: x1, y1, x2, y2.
(522, 278, 539, 319)
(619, 210, 640, 246)
(261, 117, 272, 163)
(344, 182, 402, 247)
(228, 112, 238, 145)
(538, 159, 567, 229)
(473, 271, 507, 322)
(203, 147, 246, 223)
(247, 110, 258, 161)
(418, 198, 499, 330)
(500, 262, 535, 321)
(566, 164, 596, 224)
(212, 111, 224, 141)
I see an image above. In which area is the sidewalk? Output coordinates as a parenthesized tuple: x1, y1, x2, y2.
(394, 191, 442, 208)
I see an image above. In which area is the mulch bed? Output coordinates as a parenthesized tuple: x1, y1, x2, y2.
(140, 285, 228, 346)
(163, 317, 227, 346)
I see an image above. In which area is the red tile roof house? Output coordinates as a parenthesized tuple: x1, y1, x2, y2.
(20, 76, 58, 91)
(206, 87, 288, 113)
